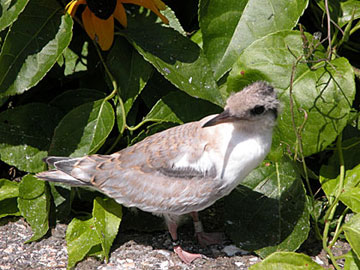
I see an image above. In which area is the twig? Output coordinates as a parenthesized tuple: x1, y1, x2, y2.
(324, 0, 333, 59)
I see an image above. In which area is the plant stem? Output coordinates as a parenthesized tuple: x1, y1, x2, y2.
(329, 207, 349, 248)
(322, 134, 345, 270)
(288, 52, 322, 239)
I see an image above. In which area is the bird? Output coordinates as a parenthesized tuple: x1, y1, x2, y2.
(36, 81, 279, 264)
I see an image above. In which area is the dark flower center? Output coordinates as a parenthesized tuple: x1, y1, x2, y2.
(86, 0, 117, 20)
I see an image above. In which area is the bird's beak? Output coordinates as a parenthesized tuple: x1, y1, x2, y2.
(202, 109, 237, 128)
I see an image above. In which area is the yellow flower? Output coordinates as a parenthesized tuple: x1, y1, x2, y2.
(66, 0, 169, 51)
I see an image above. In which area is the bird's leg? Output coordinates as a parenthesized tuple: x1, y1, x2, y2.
(167, 220, 202, 264)
(191, 212, 224, 246)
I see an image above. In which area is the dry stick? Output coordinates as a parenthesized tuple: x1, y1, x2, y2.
(324, 0, 333, 59)
(287, 51, 322, 240)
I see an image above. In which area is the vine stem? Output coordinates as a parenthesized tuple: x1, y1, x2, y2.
(324, 0, 333, 59)
(322, 134, 345, 270)
(93, 40, 161, 150)
(288, 51, 322, 240)
(328, 207, 349, 248)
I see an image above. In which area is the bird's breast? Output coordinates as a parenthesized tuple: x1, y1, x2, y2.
(206, 123, 273, 195)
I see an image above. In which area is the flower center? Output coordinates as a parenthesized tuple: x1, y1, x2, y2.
(86, 0, 117, 20)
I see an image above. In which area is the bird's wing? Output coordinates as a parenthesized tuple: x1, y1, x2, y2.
(37, 116, 223, 214)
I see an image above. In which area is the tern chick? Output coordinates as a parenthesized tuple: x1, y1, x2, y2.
(36, 81, 279, 264)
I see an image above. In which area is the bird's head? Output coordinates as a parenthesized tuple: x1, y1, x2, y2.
(202, 81, 280, 128)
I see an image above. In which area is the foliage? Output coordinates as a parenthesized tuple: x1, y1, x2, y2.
(0, 0, 360, 269)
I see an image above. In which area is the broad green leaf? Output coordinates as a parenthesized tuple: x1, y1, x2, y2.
(50, 89, 106, 113)
(145, 91, 222, 124)
(107, 37, 153, 115)
(161, 6, 186, 35)
(343, 213, 360, 258)
(0, 103, 63, 173)
(140, 70, 178, 109)
(339, 1, 360, 27)
(59, 43, 88, 76)
(316, 0, 360, 27)
(0, 178, 19, 200)
(228, 30, 355, 156)
(0, 0, 73, 97)
(199, 0, 308, 80)
(344, 250, 360, 270)
(191, 30, 203, 48)
(66, 215, 101, 269)
(124, 9, 225, 107)
(92, 197, 122, 261)
(49, 100, 115, 157)
(49, 183, 74, 221)
(0, 0, 29, 31)
(0, 198, 20, 218)
(340, 187, 360, 213)
(225, 157, 309, 258)
(17, 174, 50, 242)
(249, 252, 324, 270)
(321, 162, 360, 200)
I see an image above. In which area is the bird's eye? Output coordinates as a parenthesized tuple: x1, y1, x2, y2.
(251, 105, 265, 115)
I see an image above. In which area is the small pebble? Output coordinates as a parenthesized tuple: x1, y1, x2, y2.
(314, 256, 324, 265)
(235, 261, 244, 267)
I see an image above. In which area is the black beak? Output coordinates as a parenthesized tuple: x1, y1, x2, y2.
(202, 109, 237, 128)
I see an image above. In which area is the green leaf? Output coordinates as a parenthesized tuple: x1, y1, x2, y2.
(228, 30, 355, 156)
(66, 197, 122, 268)
(0, 0, 29, 31)
(49, 183, 74, 221)
(0, 0, 73, 97)
(0, 178, 19, 200)
(124, 9, 224, 107)
(344, 250, 360, 270)
(343, 213, 360, 259)
(107, 37, 153, 114)
(315, 0, 360, 27)
(60, 43, 88, 76)
(249, 252, 324, 270)
(0, 198, 20, 218)
(0, 103, 63, 173)
(225, 157, 309, 258)
(92, 197, 122, 261)
(161, 6, 186, 35)
(339, 1, 360, 27)
(321, 162, 360, 200)
(49, 100, 115, 157)
(66, 215, 101, 269)
(199, 0, 308, 80)
(50, 89, 106, 113)
(0, 175, 20, 219)
(191, 30, 203, 48)
(17, 174, 50, 242)
(340, 187, 360, 213)
(145, 91, 222, 124)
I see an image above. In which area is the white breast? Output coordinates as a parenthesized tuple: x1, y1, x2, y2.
(208, 122, 273, 195)
(171, 120, 273, 196)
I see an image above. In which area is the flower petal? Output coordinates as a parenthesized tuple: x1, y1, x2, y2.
(153, 0, 166, 10)
(121, 0, 169, 24)
(114, 1, 127, 27)
(65, 0, 86, 17)
(82, 6, 96, 40)
(92, 14, 114, 50)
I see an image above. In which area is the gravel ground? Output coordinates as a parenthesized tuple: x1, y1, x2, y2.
(0, 215, 351, 270)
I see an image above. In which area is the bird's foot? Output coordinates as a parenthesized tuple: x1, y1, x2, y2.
(193, 220, 224, 246)
(196, 231, 224, 246)
(173, 245, 202, 264)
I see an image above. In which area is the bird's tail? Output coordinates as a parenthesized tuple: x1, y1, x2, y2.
(35, 156, 90, 187)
